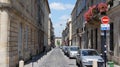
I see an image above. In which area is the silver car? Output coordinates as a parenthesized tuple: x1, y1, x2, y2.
(76, 49, 104, 67)
(68, 46, 79, 58)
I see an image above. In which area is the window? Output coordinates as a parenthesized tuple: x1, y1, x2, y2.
(110, 23, 114, 51)
(119, 1, 120, 5)
(91, 0, 93, 5)
(18, 23, 23, 59)
(95, 29, 98, 49)
(113, 0, 119, 7)
(101, 0, 106, 3)
(25, 26, 28, 50)
(91, 30, 93, 48)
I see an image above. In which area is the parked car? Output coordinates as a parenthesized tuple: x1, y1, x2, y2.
(68, 46, 79, 58)
(62, 46, 69, 55)
(59, 46, 62, 49)
(76, 49, 104, 67)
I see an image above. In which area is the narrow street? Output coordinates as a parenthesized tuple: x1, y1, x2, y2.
(25, 48, 77, 67)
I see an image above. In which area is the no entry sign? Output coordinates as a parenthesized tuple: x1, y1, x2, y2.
(101, 16, 109, 24)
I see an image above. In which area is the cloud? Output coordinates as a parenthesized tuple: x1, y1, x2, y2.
(54, 21, 66, 29)
(53, 15, 71, 37)
(53, 20, 67, 37)
(50, 2, 74, 10)
(59, 15, 70, 21)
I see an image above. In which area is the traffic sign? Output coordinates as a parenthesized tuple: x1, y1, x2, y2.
(101, 27, 110, 30)
(101, 24, 110, 27)
(101, 16, 110, 24)
(101, 24, 110, 30)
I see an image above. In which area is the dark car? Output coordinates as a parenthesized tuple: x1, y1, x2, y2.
(62, 46, 69, 55)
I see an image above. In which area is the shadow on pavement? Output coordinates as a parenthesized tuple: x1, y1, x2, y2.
(25, 51, 50, 65)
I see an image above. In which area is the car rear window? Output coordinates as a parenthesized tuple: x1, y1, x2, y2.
(70, 47, 79, 51)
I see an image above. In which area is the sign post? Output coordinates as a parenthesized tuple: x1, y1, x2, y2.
(101, 16, 110, 67)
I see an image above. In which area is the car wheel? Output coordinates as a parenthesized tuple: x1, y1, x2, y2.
(76, 60, 78, 66)
(76, 60, 81, 67)
(79, 61, 83, 67)
(69, 56, 71, 59)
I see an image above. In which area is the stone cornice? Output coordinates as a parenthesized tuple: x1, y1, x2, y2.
(107, 5, 120, 15)
(107, 5, 120, 23)
(0, 3, 11, 9)
(0, 3, 42, 30)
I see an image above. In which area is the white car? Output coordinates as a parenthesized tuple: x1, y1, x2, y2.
(76, 49, 104, 67)
(68, 46, 79, 58)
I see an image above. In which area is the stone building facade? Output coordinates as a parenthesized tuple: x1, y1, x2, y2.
(107, 0, 120, 64)
(0, 0, 50, 67)
(50, 19, 55, 48)
(62, 22, 69, 46)
(48, 18, 55, 49)
(71, 3, 77, 46)
(68, 18, 72, 46)
(83, 0, 120, 64)
(43, 0, 51, 52)
(71, 0, 120, 65)
(71, 0, 89, 48)
(71, 0, 107, 50)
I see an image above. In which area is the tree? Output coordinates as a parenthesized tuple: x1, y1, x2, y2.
(57, 40, 60, 46)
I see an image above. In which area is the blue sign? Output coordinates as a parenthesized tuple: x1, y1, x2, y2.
(101, 24, 110, 30)
(101, 27, 110, 30)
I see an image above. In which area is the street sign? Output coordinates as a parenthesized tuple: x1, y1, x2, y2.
(101, 24, 110, 30)
(101, 27, 110, 30)
(101, 24, 110, 27)
(101, 16, 110, 24)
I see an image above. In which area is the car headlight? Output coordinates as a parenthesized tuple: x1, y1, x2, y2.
(82, 59, 88, 63)
(70, 52, 73, 54)
(98, 59, 104, 62)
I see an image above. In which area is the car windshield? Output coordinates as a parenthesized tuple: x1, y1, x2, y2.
(82, 50, 99, 56)
(70, 47, 79, 51)
(65, 47, 68, 50)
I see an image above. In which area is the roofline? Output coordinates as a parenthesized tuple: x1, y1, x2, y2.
(46, 0, 51, 13)
(71, 0, 77, 15)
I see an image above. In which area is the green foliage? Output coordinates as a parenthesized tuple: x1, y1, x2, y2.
(57, 40, 60, 46)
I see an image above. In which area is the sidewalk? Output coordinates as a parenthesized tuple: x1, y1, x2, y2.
(24, 49, 53, 67)
(107, 63, 120, 67)
(24, 50, 50, 66)
(114, 64, 120, 67)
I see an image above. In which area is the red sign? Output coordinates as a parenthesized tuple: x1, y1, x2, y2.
(101, 16, 109, 24)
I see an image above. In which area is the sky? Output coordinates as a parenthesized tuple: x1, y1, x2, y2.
(48, 0, 76, 37)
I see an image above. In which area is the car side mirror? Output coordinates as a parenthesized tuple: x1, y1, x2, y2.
(100, 53, 103, 57)
(77, 54, 80, 56)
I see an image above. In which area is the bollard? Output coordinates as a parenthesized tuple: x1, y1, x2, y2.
(19, 60, 24, 67)
(93, 60, 98, 67)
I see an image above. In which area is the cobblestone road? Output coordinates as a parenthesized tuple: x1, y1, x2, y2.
(25, 48, 77, 67)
